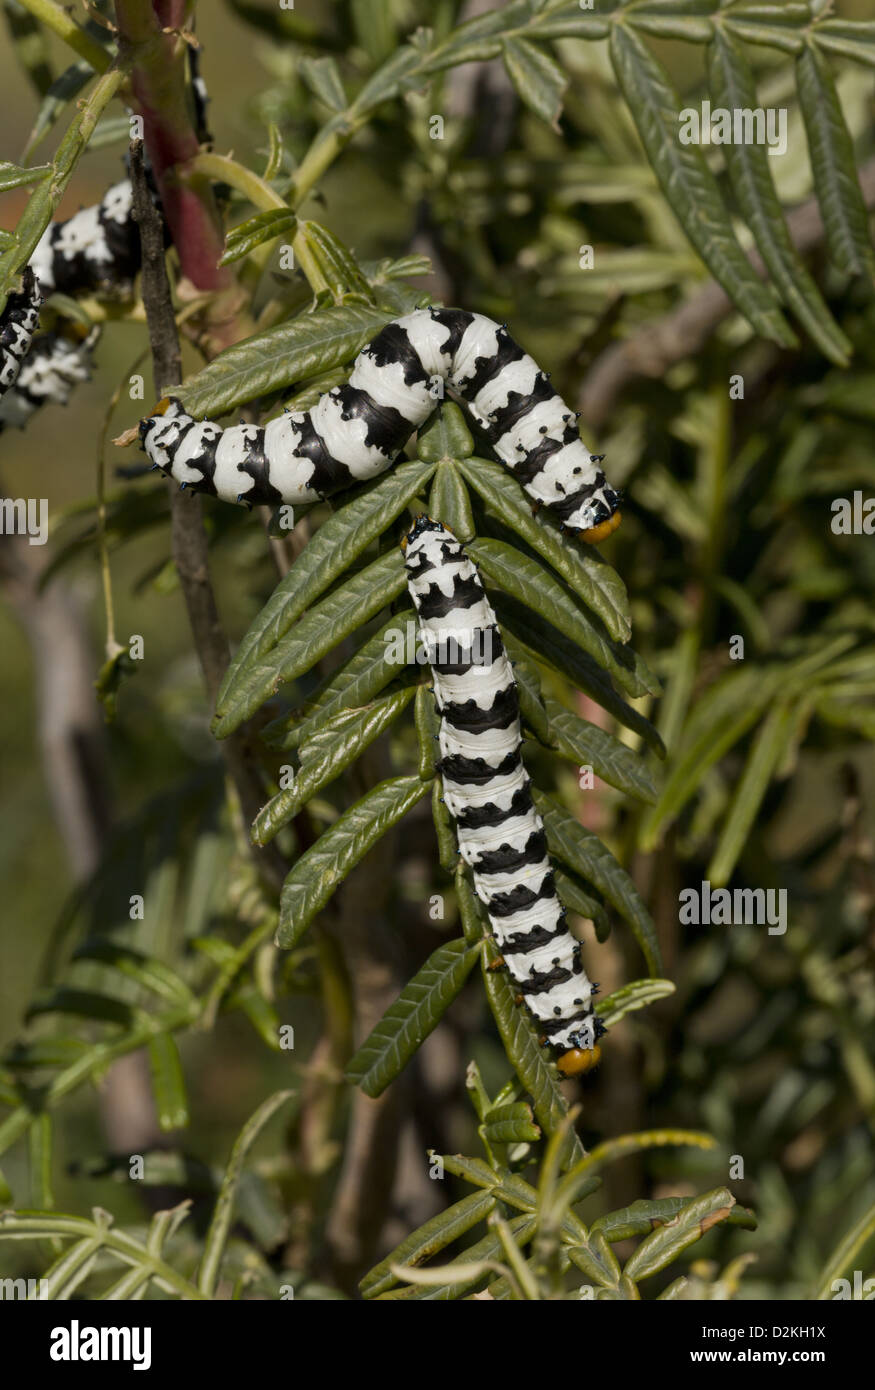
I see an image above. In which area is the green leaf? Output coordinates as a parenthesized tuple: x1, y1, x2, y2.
(147, 1035, 188, 1132)
(599, 978, 675, 1030)
(277, 776, 431, 947)
(624, 1186, 736, 1280)
(501, 35, 567, 130)
(533, 790, 662, 975)
(609, 24, 795, 346)
(428, 463, 475, 542)
(169, 304, 394, 420)
(4, 1, 54, 98)
(553, 865, 611, 940)
(361, 1190, 497, 1298)
(640, 671, 773, 848)
(299, 220, 375, 302)
(28, 1113, 53, 1212)
(495, 604, 665, 758)
(21, 60, 92, 161)
(480, 1102, 541, 1145)
(416, 401, 475, 463)
(0, 161, 51, 192)
(415, 683, 439, 781)
(213, 549, 408, 738)
(298, 55, 347, 111)
(468, 538, 657, 699)
(813, 1198, 875, 1299)
(261, 612, 416, 752)
(706, 700, 796, 886)
(541, 696, 658, 804)
(218, 456, 435, 704)
(26, 988, 134, 1028)
(219, 208, 297, 266)
(384, 1213, 537, 1300)
(70, 940, 194, 1006)
(594, 1195, 757, 1244)
(814, 19, 875, 69)
(706, 29, 851, 366)
(457, 454, 631, 642)
(198, 1090, 294, 1298)
(796, 42, 875, 286)
(498, 637, 551, 744)
(346, 939, 482, 1097)
(432, 778, 458, 873)
(253, 688, 416, 845)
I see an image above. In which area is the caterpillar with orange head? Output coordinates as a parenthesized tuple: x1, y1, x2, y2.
(138, 307, 622, 545)
(403, 515, 603, 1076)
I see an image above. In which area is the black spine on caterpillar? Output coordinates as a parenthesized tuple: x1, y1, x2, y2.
(139, 308, 622, 544)
(402, 514, 604, 1076)
(0, 267, 43, 400)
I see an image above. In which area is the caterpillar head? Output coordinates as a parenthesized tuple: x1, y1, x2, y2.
(557, 1045, 602, 1077)
(139, 396, 190, 470)
(402, 513, 452, 551)
(577, 481, 622, 544)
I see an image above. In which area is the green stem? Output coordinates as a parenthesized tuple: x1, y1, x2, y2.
(11, 0, 110, 71)
(186, 153, 329, 293)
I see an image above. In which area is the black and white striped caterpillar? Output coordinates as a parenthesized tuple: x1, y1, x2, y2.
(27, 178, 141, 300)
(0, 181, 141, 426)
(403, 515, 602, 1075)
(0, 266, 43, 400)
(139, 308, 623, 544)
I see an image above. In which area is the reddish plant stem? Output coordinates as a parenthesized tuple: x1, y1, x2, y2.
(114, 0, 229, 297)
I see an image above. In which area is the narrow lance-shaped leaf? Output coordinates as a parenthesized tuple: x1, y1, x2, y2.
(599, 978, 675, 1030)
(428, 462, 476, 542)
(361, 1189, 498, 1298)
(147, 1035, 189, 1133)
(0, 162, 52, 192)
(346, 939, 483, 1097)
(300, 219, 375, 301)
(501, 35, 567, 131)
(277, 776, 431, 947)
(165, 303, 395, 420)
(252, 686, 416, 845)
(213, 549, 408, 738)
(609, 24, 795, 347)
(495, 598, 665, 758)
(533, 790, 662, 975)
(796, 41, 875, 286)
(298, 54, 347, 111)
(219, 208, 297, 266)
(594, 1196, 757, 1244)
(457, 453, 631, 642)
(261, 611, 417, 752)
(706, 700, 796, 887)
(385, 1213, 538, 1300)
(469, 538, 657, 700)
(542, 695, 659, 804)
(813, 1198, 875, 1299)
(707, 28, 851, 365)
(198, 1090, 294, 1298)
(624, 1186, 736, 1281)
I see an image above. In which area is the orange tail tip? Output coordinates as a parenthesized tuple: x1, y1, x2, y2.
(579, 511, 622, 545)
(556, 1044, 602, 1077)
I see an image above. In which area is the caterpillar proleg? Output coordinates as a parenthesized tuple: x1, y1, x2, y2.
(402, 515, 603, 1075)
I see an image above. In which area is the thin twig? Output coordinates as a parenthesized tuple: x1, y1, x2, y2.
(129, 139, 285, 891)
